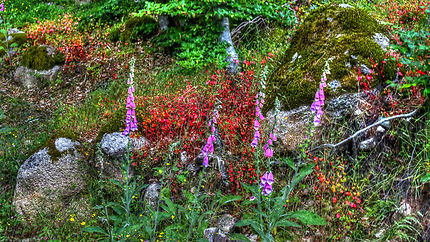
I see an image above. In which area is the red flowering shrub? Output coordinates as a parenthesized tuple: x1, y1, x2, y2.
(376, 0, 429, 29)
(306, 151, 364, 239)
(132, 55, 276, 192)
(25, 15, 110, 67)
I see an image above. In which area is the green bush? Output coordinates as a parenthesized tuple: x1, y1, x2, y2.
(121, 16, 158, 43)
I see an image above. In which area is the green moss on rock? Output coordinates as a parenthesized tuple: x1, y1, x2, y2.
(95, 107, 126, 143)
(121, 16, 158, 43)
(265, 4, 395, 111)
(29, 130, 78, 162)
(9, 33, 28, 45)
(21, 46, 64, 71)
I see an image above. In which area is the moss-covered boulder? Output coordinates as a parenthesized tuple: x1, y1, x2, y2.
(0, 29, 28, 57)
(21, 45, 64, 71)
(120, 16, 159, 43)
(266, 4, 396, 111)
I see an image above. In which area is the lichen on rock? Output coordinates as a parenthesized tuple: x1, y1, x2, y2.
(265, 4, 397, 111)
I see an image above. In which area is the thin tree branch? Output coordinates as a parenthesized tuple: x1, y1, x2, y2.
(309, 109, 418, 152)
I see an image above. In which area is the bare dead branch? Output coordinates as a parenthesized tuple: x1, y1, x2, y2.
(309, 109, 418, 152)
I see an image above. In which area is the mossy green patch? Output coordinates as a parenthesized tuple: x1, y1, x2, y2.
(265, 4, 395, 111)
(9, 33, 28, 46)
(0, 33, 27, 57)
(120, 16, 158, 43)
(21, 46, 64, 71)
(95, 107, 126, 143)
(31, 130, 78, 162)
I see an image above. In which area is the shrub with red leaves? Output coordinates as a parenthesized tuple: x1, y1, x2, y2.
(26, 15, 109, 68)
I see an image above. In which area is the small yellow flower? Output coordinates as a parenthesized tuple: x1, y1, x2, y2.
(70, 217, 75, 222)
(126, 235, 130, 238)
(158, 169, 162, 174)
(81, 222, 86, 225)
(166, 163, 170, 166)
(171, 215, 175, 219)
(92, 213, 96, 217)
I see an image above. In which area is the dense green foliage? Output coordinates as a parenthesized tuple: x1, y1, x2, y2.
(0, 0, 429, 241)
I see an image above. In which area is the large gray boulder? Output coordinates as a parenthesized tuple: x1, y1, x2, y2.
(266, 93, 365, 152)
(100, 132, 149, 160)
(98, 132, 149, 180)
(14, 65, 61, 89)
(13, 138, 85, 222)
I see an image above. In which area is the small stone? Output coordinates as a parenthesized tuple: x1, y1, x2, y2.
(373, 33, 390, 51)
(381, 120, 390, 129)
(359, 64, 372, 75)
(376, 126, 386, 134)
(359, 138, 376, 151)
(143, 183, 161, 209)
(204, 227, 217, 241)
(180, 151, 187, 163)
(100, 132, 130, 160)
(375, 228, 385, 238)
(339, 3, 353, 8)
(291, 52, 300, 63)
(217, 214, 236, 233)
(328, 80, 341, 91)
(55, 138, 79, 152)
(398, 202, 412, 217)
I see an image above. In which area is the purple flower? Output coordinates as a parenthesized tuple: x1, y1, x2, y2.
(269, 133, 277, 141)
(123, 58, 137, 136)
(262, 183, 273, 196)
(0, 1, 4, 12)
(203, 156, 209, 167)
(266, 172, 274, 185)
(251, 138, 258, 148)
(250, 196, 256, 201)
(253, 130, 260, 141)
(254, 119, 260, 130)
(260, 172, 274, 196)
(260, 172, 274, 186)
(265, 148, 273, 158)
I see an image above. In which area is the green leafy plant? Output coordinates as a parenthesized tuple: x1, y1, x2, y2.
(234, 160, 325, 242)
(391, 27, 430, 96)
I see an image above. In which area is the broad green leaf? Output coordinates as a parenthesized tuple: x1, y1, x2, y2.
(229, 233, 251, 242)
(421, 174, 430, 183)
(284, 157, 296, 171)
(288, 210, 326, 226)
(219, 195, 242, 206)
(82, 226, 108, 235)
(275, 219, 301, 228)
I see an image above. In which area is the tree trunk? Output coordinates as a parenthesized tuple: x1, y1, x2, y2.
(157, 0, 169, 32)
(219, 16, 239, 74)
(158, 15, 169, 32)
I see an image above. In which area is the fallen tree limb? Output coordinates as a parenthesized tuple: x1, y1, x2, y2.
(309, 109, 418, 152)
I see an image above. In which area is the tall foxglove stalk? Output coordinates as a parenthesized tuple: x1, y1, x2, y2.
(201, 99, 222, 167)
(310, 57, 334, 126)
(123, 58, 137, 136)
